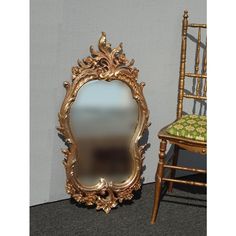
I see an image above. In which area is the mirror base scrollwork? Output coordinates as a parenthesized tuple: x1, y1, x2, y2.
(57, 32, 149, 213)
(66, 178, 142, 214)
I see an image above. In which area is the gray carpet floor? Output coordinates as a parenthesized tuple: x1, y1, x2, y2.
(30, 175, 206, 236)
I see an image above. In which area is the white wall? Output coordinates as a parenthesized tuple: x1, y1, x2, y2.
(30, 0, 206, 206)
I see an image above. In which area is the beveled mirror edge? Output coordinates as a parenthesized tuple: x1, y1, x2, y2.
(57, 32, 150, 213)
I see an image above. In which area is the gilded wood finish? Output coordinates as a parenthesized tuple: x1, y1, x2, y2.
(151, 11, 207, 224)
(177, 10, 189, 119)
(57, 32, 149, 214)
(151, 139, 167, 224)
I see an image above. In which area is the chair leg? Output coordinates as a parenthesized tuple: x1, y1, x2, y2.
(151, 139, 167, 224)
(168, 145, 180, 192)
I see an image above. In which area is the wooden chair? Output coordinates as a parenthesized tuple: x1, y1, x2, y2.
(151, 10, 207, 224)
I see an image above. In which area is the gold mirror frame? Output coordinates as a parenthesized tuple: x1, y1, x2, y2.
(57, 32, 149, 213)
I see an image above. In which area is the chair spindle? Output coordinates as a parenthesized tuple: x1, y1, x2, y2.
(203, 40, 207, 97)
(195, 27, 201, 97)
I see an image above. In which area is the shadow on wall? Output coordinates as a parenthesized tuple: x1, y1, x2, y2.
(185, 32, 207, 116)
(139, 128, 151, 183)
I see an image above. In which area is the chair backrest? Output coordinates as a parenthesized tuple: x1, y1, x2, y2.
(177, 10, 207, 119)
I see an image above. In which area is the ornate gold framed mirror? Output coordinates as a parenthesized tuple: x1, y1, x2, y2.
(57, 32, 149, 213)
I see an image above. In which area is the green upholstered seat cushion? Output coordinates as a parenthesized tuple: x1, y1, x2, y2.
(166, 115, 207, 142)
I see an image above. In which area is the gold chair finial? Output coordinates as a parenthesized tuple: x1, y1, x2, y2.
(183, 10, 189, 18)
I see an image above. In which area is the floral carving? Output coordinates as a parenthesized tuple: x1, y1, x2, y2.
(57, 32, 149, 213)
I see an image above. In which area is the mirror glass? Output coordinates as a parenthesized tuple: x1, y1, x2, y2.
(70, 80, 138, 186)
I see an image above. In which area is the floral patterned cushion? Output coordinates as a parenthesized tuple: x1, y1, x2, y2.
(166, 115, 207, 142)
